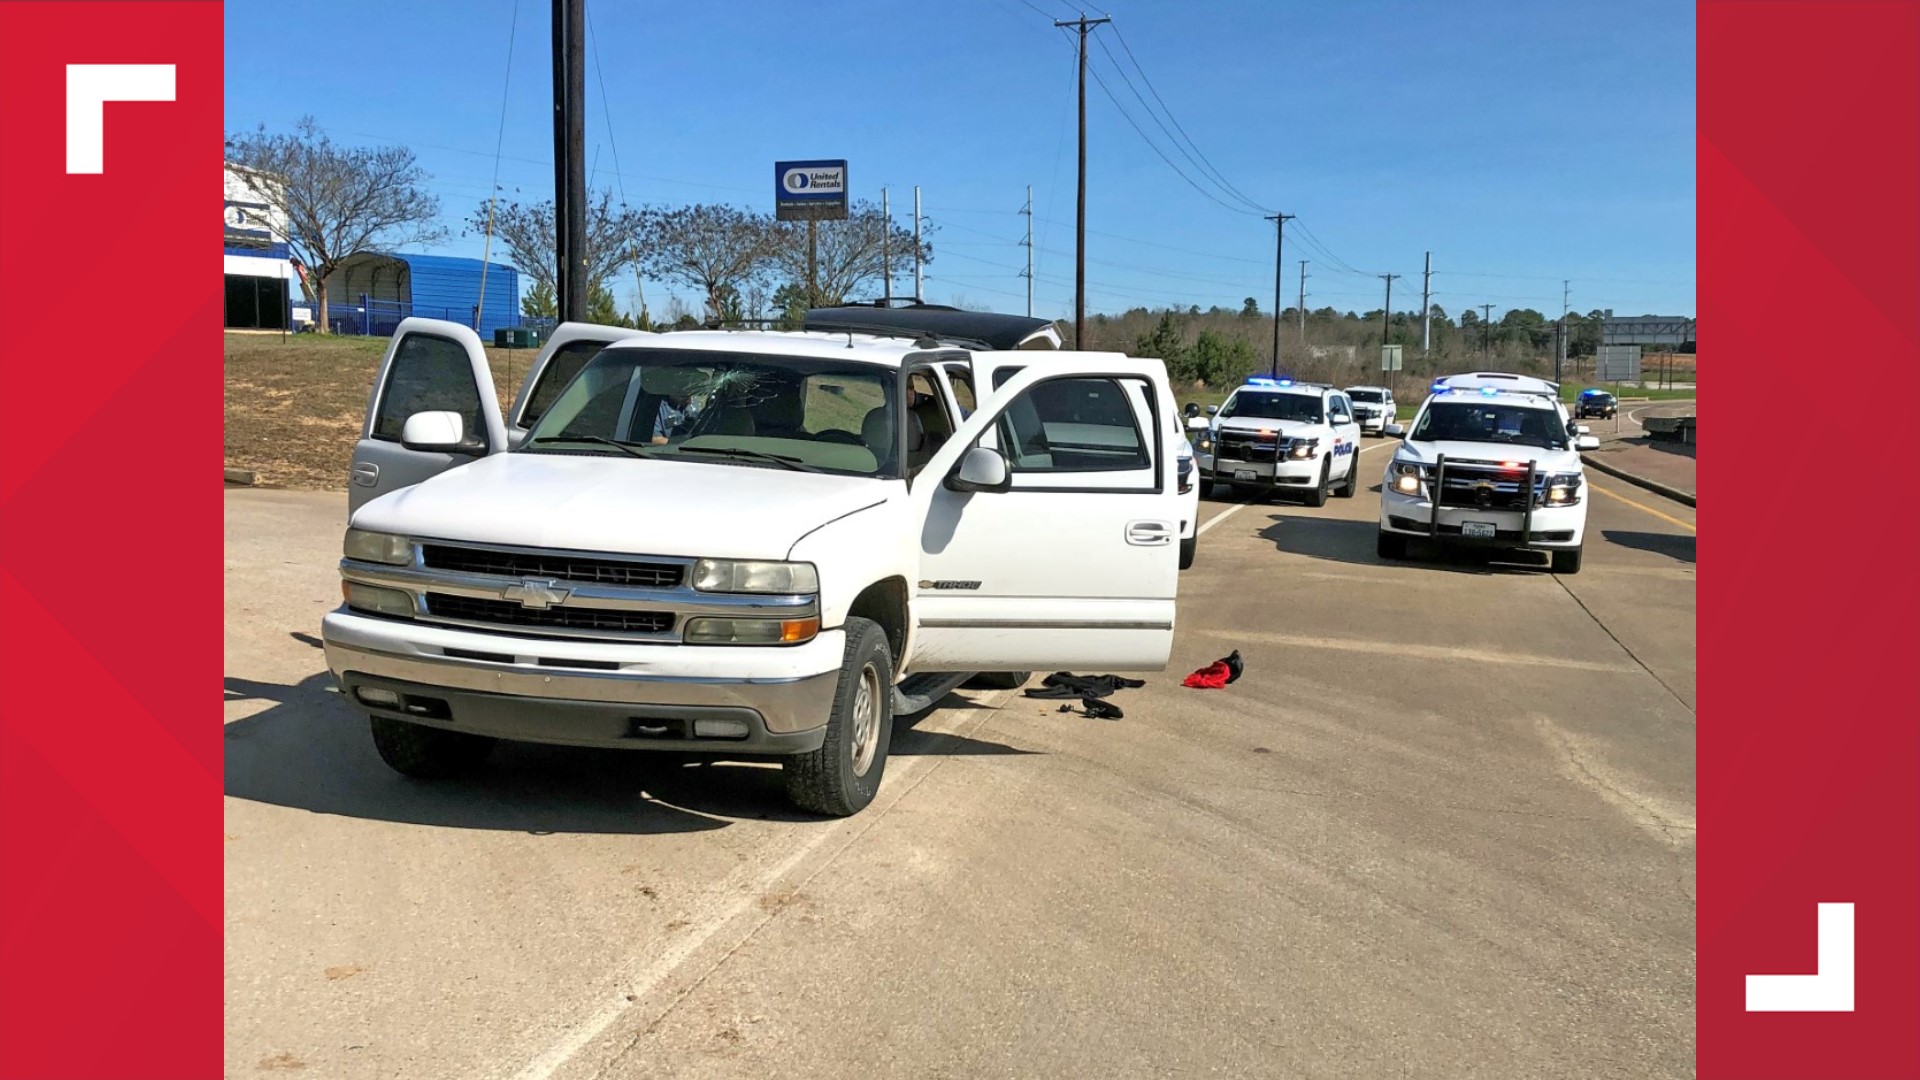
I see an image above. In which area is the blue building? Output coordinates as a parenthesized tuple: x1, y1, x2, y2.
(326, 252, 521, 337)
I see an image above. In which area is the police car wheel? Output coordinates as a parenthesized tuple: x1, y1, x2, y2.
(1550, 546, 1584, 575)
(1336, 458, 1359, 498)
(1303, 459, 1330, 507)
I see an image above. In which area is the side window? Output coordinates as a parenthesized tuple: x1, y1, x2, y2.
(906, 370, 957, 477)
(520, 339, 608, 427)
(373, 334, 485, 445)
(996, 377, 1153, 475)
(945, 365, 977, 414)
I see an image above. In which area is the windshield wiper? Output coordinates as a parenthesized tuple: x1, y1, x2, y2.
(674, 446, 820, 473)
(526, 434, 650, 459)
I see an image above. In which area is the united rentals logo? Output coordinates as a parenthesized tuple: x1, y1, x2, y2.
(502, 579, 572, 609)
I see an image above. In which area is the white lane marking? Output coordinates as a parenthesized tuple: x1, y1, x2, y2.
(508, 692, 1010, 1080)
(1196, 440, 1396, 538)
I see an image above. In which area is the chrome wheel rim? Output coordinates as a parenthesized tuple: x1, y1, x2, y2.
(849, 662, 881, 777)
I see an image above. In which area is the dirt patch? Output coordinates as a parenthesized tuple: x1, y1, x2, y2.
(224, 332, 529, 489)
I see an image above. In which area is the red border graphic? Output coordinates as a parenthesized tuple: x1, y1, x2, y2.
(0, 3, 224, 1078)
(1698, 1, 1920, 1077)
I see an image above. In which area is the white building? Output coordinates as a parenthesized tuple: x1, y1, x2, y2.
(225, 162, 297, 329)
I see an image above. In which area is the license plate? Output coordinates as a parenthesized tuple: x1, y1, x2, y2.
(1234, 469, 1258, 482)
(1462, 521, 1497, 539)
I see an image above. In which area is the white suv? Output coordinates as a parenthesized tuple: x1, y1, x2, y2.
(324, 317, 1189, 817)
(1343, 385, 1397, 436)
(1376, 373, 1600, 573)
(1194, 378, 1363, 506)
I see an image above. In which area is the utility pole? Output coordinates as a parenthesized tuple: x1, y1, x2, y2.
(1420, 252, 1432, 358)
(1379, 273, 1400, 347)
(1557, 279, 1570, 382)
(1297, 260, 1307, 336)
(806, 220, 818, 307)
(1020, 185, 1034, 318)
(1264, 212, 1293, 377)
(1055, 12, 1110, 347)
(1480, 302, 1494, 357)
(913, 186, 923, 303)
(881, 187, 891, 304)
(550, 0, 587, 322)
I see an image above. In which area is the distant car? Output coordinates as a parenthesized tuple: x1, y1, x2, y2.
(1343, 385, 1397, 436)
(1574, 389, 1617, 420)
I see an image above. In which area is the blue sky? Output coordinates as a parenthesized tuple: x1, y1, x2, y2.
(224, 0, 1695, 320)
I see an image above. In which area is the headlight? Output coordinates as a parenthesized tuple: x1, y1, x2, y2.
(344, 529, 413, 565)
(684, 616, 820, 644)
(692, 559, 819, 594)
(1543, 473, 1583, 506)
(1389, 460, 1428, 497)
(1287, 438, 1318, 460)
(343, 581, 414, 618)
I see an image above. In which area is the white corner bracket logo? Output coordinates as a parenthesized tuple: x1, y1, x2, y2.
(66, 64, 176, 174)
(1745, 902, 1855, 1012)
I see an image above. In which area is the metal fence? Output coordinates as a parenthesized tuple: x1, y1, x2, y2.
(295, 295, 528, 337)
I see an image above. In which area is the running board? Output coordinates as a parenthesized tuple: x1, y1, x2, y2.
(892, 672, 974, 717)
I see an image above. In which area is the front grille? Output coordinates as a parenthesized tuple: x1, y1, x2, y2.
(1436, 466, 1537, 511)
(1215, 431, 1277, 462)
(424, 593, 675, 635)
(421, 544, 684, 588)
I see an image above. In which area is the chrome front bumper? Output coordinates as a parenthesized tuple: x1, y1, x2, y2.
(321, 609, 840, 750)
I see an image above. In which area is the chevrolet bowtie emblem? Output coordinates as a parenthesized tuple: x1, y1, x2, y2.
(503, 579, 571, 609)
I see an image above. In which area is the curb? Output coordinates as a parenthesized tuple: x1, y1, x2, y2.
(1582, 453, 1695, 508)
(225, 467, 256, 486)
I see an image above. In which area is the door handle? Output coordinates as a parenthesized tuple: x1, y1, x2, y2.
(351, 462, 380, 487)
(1126, 520, 1173, 546)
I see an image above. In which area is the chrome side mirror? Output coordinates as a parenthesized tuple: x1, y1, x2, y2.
(401, 411, 470, 452)
(946, 446, 1012, 493)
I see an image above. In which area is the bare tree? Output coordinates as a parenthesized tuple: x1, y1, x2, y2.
(635, 204, 776, 319)
(225, 118, 444, 332)
(465, 190, 645, 300)
(767, 200, 930, 306)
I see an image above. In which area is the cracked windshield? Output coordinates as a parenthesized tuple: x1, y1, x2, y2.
(522, 349, 900, 476)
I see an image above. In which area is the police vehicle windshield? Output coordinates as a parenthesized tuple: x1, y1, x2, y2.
(1346, 389, 1385, 403)
(1220, 391, 1322, 424)
(1411, 401, 1569, 450)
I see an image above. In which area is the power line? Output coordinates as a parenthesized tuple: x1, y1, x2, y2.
(1107, 20, 1269, 215)
(1092, 31, 1267, 216)
(1081, 56, 1262, 218)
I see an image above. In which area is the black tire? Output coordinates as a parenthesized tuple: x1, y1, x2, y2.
(964, 671, 1031, 690)
(1335, 456, 1360, 499)
(368, 716, 497, 779)
(1550, 546, 1584, 575)
(1179, 534, 1197, 570)
(1376, 529, 1408, 561)
(784, 617, 894, 817)
(1303, 458, 1331, 507)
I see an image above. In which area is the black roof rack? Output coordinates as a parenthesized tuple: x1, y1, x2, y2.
(803, 304, 1060, 351)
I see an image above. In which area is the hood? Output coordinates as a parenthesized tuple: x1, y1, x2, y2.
(1213, 416, 1320, 438)
(1392, 440, 1581, 471)
(352, 452, 892, 559)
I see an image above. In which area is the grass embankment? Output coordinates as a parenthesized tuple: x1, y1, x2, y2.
(225, 331, 531, 488)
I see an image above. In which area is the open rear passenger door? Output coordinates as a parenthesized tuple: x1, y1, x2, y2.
(347, 318, 506, 515)
(905, 359, 1179, 674)
(503, 322, 654, 447)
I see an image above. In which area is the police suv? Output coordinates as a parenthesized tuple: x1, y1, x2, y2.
(1194, 377, 1363, 506)
(1343, 385, 1397, 435)
(1376, 373, 1600, 574)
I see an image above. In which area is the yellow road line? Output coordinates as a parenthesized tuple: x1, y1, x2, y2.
(1588, 481, 1696, 533)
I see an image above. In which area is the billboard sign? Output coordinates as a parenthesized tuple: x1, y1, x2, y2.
(775, 159, 849, 222)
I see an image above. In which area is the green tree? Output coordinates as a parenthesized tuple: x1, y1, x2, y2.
(1134, 311, 1188, 376)
(522, 279, 557, 318)
(1189, 330, 1257, 386)
(1240, 296, 1260, 318)
(586, 283, 637, 328)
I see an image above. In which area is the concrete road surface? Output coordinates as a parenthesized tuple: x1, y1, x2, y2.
(225, 447, 1694, 1079)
